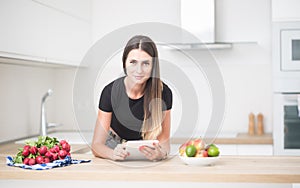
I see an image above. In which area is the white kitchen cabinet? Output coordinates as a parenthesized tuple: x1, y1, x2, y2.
(34, 0, 91, 21)
(293, 184, 300, 188)
(237, 144, 273, 156)
(217, 144, 237, 155)
(0, 0, 91, 66)
(42, 2, 91, 66)
(216, 144, 273, 156)
(215, 0, 270, 43)
(272, 0, 300, 22)
(0, 0, 47, 60)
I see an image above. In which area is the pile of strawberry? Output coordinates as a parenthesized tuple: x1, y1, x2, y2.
(13, 136, 71, 165)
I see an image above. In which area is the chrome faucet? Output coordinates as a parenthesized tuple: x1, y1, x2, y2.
(40, 89, 61, 136)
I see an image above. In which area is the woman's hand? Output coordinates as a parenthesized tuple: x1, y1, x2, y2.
(139, 142, 168, 161)
(112, 143, 130, 161)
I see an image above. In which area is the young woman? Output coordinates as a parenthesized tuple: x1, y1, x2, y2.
(92, 35, 172, 161)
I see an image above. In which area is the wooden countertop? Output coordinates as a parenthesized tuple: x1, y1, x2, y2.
(171, 133, 273, 145)
(1, 153, 299, 183)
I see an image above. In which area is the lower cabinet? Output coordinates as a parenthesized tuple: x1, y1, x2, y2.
(217, 144, 238, 155)
(236, 144, 273, 156)
(218, 144, 273, 156)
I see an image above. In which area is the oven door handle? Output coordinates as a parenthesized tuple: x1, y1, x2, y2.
(283, 94, 300, 118)
(283, 94, 300, 103)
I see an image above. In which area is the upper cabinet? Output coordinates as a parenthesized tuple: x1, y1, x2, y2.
(91, 0, 181, 44)
(272, 0, 300, 22)
(0, 0, 91, 66)
(215, 0, 271, 43)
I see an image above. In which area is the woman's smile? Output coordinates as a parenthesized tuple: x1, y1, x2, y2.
(134, 75, 144, 80)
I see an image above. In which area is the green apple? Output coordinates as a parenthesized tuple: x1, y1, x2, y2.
(207, 145, 220, 157)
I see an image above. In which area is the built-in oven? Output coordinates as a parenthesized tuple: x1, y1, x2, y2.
(274, 94, 300, 155)
(273, 21, 300, 156)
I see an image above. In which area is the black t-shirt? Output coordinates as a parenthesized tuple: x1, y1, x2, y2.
(98, 77, 173, 140)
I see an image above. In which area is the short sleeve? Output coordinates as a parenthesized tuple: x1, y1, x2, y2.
(162, 83, 173, 111)
(98, 84, 113, 112)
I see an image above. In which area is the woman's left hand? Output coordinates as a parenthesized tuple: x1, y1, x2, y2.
(139, 142, 167, 161)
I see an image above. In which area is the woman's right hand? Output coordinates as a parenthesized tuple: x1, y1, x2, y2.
(112, 143, 130, 161)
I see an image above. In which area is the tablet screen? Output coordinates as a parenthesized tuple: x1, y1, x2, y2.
(125, 140, 159, 160)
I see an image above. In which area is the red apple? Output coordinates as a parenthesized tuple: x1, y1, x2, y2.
(195, 150, 209, 157)
(193, 138, 205, 152)
(179, 142, 190, 156)
(203, 150, 208, 157)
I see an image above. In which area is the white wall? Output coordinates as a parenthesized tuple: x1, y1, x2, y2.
(0, 63, 56, 142)
(214, 0, 272, 133)
(91, 0, 181, 44)
(91, 0, 273, 136)
(0, 0, 273, 143)
(0, 63, 85, 143)
(53, 68, 78, 131)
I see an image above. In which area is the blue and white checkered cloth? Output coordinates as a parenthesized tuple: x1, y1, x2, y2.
(6, 156, 91, 170)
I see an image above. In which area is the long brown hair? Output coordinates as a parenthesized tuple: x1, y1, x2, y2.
(122, 35, 163, 140)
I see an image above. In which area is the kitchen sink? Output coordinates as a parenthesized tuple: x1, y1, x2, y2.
(15, 131, 93, 145)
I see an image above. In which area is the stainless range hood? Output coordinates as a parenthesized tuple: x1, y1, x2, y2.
(168, 0, 231, 50)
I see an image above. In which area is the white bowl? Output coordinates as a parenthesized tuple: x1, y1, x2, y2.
(179, 156, 220, 166)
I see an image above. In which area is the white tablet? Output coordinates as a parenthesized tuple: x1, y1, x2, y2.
(125, 140, 159, 160)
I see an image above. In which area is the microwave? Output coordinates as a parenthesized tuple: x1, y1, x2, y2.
(273, 22, 300, 93)
(281, 29, 300, 71)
